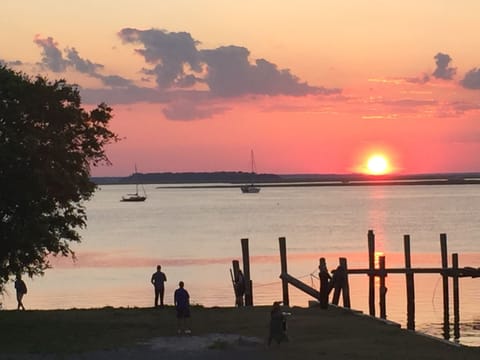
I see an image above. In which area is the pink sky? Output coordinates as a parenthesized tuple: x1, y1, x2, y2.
(2, 1, 480, 176)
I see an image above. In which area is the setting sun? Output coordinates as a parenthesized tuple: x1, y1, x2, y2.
(366, 154, 390, 175)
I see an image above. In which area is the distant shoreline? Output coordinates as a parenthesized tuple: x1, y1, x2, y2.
(92, 171, 480, 187)
(155, 178, 480, 189)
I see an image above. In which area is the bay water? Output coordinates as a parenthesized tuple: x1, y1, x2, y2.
(2, 184, 479, 345)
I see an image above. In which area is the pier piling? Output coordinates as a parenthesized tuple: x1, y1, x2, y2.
(279, 236, 290, 306)
(339, 257, 351, 308)
(368, 230, 376, 317)
(440, 233, 450, 339)
(452, 253, 460, 340)
(241, 238, 253, 306)
(379, 255, 387, 319)
(404, 234, 415, 330)
(271, 230, 479, 342)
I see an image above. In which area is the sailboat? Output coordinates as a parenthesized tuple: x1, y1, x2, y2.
(121, 165, 147, 202)
(241, 150, 261, 193)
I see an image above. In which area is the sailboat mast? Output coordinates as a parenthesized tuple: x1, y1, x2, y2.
(134, 164, 139, 195)
(251, 150, 257, 174)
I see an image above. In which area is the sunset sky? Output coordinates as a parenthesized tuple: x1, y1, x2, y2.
(2, 1, 480, 176)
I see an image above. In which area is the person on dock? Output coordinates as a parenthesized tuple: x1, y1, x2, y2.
(151, 265, 167, 308)
(14, 274, 27, 310)
(268, 301, 289, 346)
(174, 281, 191, 335)
(318, 257, 332, 309)
(330, 263, 346, 305)
(235, 269, 246, 307)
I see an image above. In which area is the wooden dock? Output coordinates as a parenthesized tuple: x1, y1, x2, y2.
(232, 231, 480, 342)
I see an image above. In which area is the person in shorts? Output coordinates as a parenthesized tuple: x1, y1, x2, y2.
(174, 281, 191, 334)
(318, 257, 332, 309)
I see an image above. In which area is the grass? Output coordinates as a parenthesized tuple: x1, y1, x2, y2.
(0, 305, 479, 359)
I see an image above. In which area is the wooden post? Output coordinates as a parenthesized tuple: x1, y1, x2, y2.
(280, 273, 320, 299)
(440, 233, 450, 340)
(452, 253, 460, 340)
(404, 235, 415, 330)
(232, 260, 241, 306)
(379, 256, 387, 319)
(340, 257, 351, 308)
(241, 238, 253, 306)
(232, 260, 240, 281)
(368, 230, 376, 317)
(279, 236, 290, 307)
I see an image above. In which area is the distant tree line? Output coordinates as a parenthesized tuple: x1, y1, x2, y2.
(91, 171, 480, 185)
(93, 171, 282, 185)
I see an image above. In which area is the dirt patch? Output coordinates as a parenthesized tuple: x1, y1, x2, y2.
(145, 333, 264, 352)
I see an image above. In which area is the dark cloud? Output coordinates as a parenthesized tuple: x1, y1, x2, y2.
(33, 35, 132, 88)
(0, 59, 23, 67)
(80, 85, 171, 104)
(30, 30, 341, 120)
(95, 74, 132, 88)
(119, 28, 202, 88)
(80, 85, 169, 105)
(201, 46, 335, 97)
(34, 35, 69, 72)
(460, 68, 480, 89)
(118, 28, 339, 98)
(65, 47, 103, 74)
(175, 74, 199, 88)
(432, 52, 456, 80)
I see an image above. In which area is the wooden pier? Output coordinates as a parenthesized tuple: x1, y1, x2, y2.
(276, 231, 480, 341)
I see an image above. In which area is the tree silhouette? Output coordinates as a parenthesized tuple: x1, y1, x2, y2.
(0, 66, 118, 292)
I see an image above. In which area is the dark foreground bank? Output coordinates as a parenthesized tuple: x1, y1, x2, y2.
(0, 305, 479, 360)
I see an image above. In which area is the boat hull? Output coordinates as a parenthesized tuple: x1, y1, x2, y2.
(241, 185, 260, 193)
(121, 195, 147, 202)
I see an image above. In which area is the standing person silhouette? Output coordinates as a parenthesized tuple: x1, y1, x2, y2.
(174, 281, 191, 335)
(318, 257, 332, 309)
(14, 274, 27, 310)
(235, 269, 245, 307)
(151, 265, 167, 308)
(330, 263, 346, 305)
(267, 301, 288, 346)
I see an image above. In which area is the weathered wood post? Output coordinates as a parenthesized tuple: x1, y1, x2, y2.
(232, 260, 240, 281)
(379, 255, 387, 319)
(232, 260, 241, 306)
(368, 230, 376, 316)
(404, 234, 415, 330)
(279, 236, 290, 307)
(452, 253, 460, 340)
(241, 238, 253, 306)
(440, 233, 450, 339)
(340, 257, 351, 308)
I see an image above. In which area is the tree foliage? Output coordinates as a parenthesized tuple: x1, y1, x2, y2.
(0, 66, 118, 292)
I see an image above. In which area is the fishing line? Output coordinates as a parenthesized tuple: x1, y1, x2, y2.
(254, 270, 318, 288)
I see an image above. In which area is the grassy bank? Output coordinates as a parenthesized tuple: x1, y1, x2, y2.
(0, 305, 479, 359)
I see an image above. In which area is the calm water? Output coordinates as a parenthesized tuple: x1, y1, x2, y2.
(2, 184, 480, 345)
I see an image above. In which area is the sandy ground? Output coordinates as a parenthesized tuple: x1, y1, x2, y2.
(1, 334, 270, 360)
